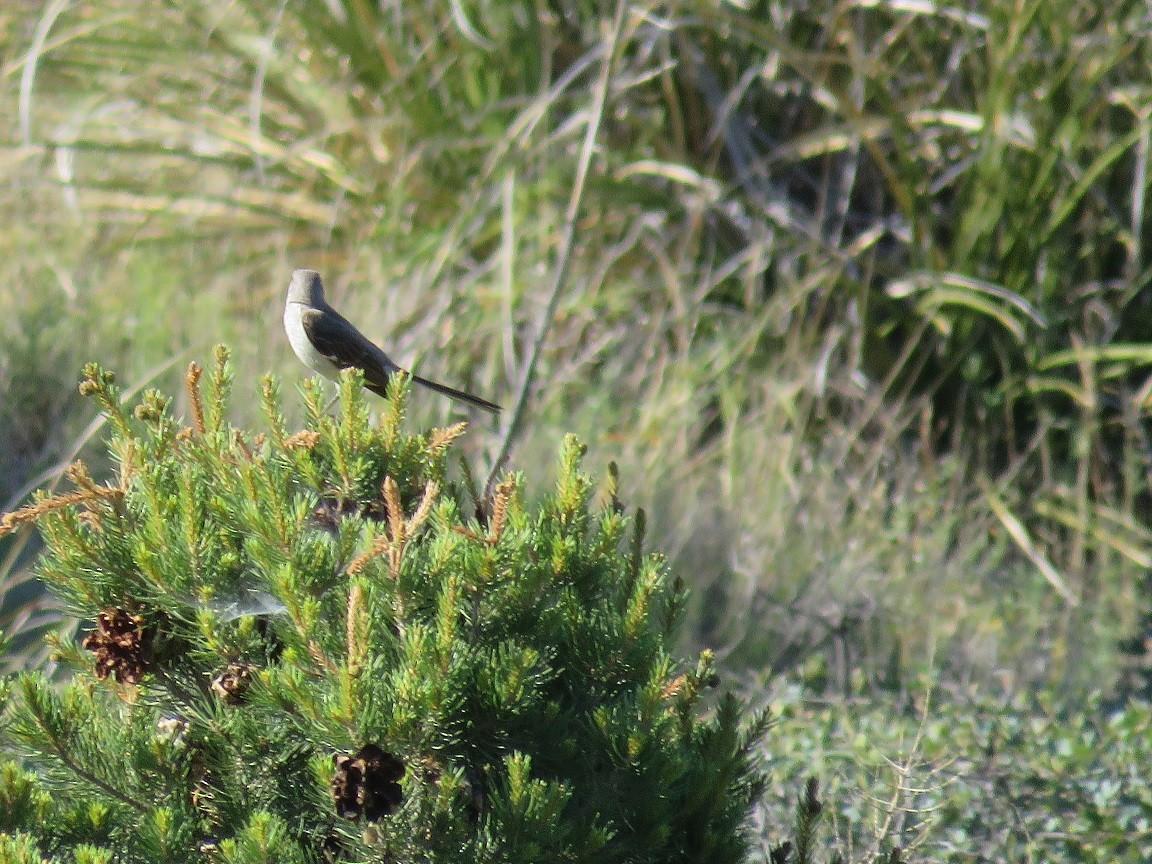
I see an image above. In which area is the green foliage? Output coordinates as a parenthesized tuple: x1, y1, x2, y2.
(0, 350, 765, 863)
(6, 1, 1152, 855)
(15, 0, 1152, 473)
(757, 683, 1152, 863)
(7, 0, 1152, 671)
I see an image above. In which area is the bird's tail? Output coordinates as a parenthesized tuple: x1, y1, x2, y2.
(411, 373, 501, 414)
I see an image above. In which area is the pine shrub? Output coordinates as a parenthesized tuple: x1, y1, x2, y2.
(0, 348, 766, 863)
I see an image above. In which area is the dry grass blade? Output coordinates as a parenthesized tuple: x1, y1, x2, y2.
(984, 486, 1079, 607)
(484, 0, 627, 499)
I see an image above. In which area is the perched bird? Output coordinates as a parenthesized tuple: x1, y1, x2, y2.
(284, 269, 500, 413)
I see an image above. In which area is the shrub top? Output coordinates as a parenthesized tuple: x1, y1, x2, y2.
(0, 348, 765, 864)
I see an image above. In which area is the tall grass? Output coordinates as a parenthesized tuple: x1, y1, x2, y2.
(2, 0, 1151, 696)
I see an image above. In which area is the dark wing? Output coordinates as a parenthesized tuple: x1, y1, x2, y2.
(301, 307, 501, 412)
(299, 307, 397, 397)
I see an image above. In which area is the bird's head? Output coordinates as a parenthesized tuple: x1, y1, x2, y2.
(286, 269, 326, 306)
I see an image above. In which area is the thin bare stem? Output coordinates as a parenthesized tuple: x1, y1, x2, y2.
(483, 1, 627, 500)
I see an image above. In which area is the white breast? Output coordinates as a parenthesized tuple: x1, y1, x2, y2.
(284, 302, 341, 381)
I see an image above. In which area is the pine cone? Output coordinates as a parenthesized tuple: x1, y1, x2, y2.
(211, 662, 253, 705)
(332, 743, 405, 821)
(81, 608, 149, 684)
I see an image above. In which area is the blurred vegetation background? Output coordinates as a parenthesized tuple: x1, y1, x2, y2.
(2, 0, 1152, 859)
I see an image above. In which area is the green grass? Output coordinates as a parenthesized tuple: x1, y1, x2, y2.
(3, 0, 1152, 858)
(753, 681, 1152, 862)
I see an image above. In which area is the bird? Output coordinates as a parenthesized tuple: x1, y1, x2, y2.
(284, 269, 500, 414)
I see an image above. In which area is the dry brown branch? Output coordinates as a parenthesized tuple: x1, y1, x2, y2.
(427, 422, 469, 456)
(185, 362, 206, 434)
(0, 485, 122, 538)
(284, 430, 320, 450)
(347, 479, 440, 578)
(488, 477, 516, 543)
